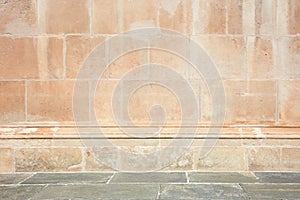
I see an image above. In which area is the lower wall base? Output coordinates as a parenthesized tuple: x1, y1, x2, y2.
(0, 126, 299, 172)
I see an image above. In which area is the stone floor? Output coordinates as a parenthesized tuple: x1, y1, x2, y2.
(0, 172, 299, 199)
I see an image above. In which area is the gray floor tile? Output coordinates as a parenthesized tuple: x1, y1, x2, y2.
(110, 172, 187, 183)
(245, 191, 300, 200)
(1, 172, 300, 199)
(241, 183, 300, 200)
(22, 173, 114, 184)
(241, 183, 300, 191)
(0, 185, 44, 200)
(255, 172, 300, 183)
(30, 184, 159, 200)
(159, 184, 246, 199)
(0, 174, 33, 184)
(189, 172, 258, 183)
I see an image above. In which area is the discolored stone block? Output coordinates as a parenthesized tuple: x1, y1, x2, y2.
(0, 82, 25, 123)
(194, 0, 226, 34)
(93, 80, 119, 125)
(224, 81, 276, 124)
(247, 147, 280, 171)
(281, 148, 300, 171)
(119, 82, 182, 125)
(278, 80, 300, 124)
(108, 50, 148, 79)
(275, 37, 300, 79)
(15, 148, 83, 172)
(0, 148, 14, 173)
(163, 148, 194, 171)
(122, 0, 158, 31)
(92, 0, 119, 34)
(196, 147, 247, 171)
(150, 49, 190, 79)
(227, 0, 243, 34)
(0, 37, 64, 79)
(192, 36, 247, 79)
(27, 81, 89, 122)
(39, 0, 90, 34)
(228, 0, 276, 35)
(93, 0, 158, 34)
(0, 0, 37, 34)
(159, 0, 193, 34)
(66, 36, 107, 78)
(246, 36, 275, 79)
(277, 0, 300, 35)
(254, 0, 277, 35)
(85, 149, 115, 171)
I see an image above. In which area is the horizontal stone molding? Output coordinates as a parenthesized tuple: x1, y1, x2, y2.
(0, 125, 300, 139)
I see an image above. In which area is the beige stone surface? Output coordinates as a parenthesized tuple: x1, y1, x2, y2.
(194, 0, 226, 34)
(277, 0, 300, 35)
(0, 37, 64, 79)
(27, 81, 89, 122)
(196, 147, 247, 171)
(224, 81, 276, 124)
(93, 0, 158, 34)
(94, 79, 192, 126)
(94, 80, 118, 125)
(275, 37, 300, 79)
(66, 36, 107, 78)
(281, 148, 300, 171)
(228, 0, 276, 35)
(246, 36, 274, 79)
(0, 81, 25, 123)
(279, 80, 300, 125)
(163, 148, 194, 171)
(150, 49, 190, 79)
(92, 0, 119, 34)
(254, 0, 277, 35)
(124, 83, 181, 125)
(227, 0, 243, 34)
(108, 50, 148, 79)
(0, 148, 14, 172)
(39, 0, 90, 34)
(192, 36, 247, 79)
(279, 139, 300, 147)
(122, 0, 158, 32)
(84, 149, 114, 171)
(159, 0, 192, 34)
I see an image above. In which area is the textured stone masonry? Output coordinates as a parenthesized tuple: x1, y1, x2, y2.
(0, 0, 299, 172)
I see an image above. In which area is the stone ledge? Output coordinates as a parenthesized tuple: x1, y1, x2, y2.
(0, 125, 300, 139)
(0, 125, 299, 173)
